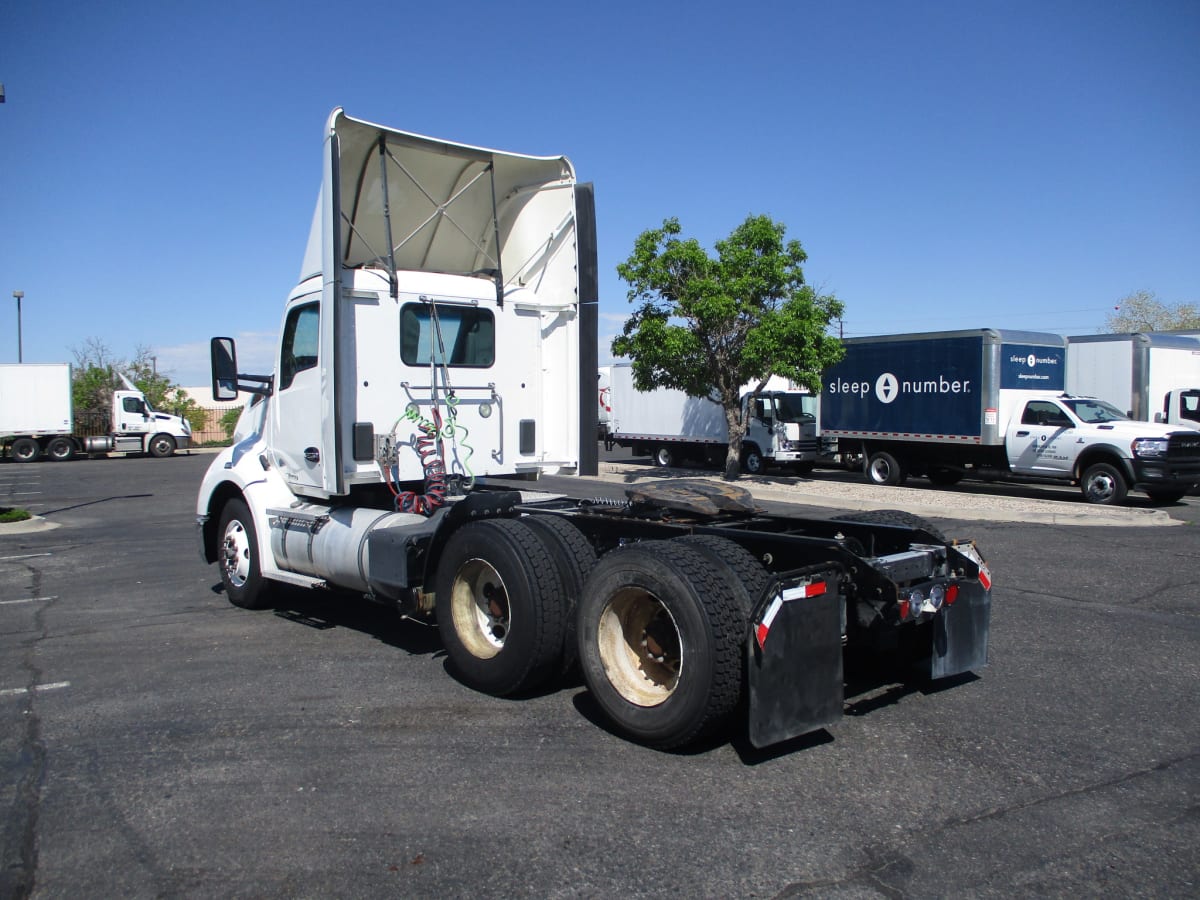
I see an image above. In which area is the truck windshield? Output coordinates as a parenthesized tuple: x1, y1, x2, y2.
(774, 393, 817, 423)
(1062, 398, 1129, 424)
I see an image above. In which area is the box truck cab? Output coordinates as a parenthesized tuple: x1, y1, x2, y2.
(821, 329, 1200, 505)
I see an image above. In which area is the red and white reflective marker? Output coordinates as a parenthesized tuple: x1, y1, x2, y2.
(755, 581, 827, 649)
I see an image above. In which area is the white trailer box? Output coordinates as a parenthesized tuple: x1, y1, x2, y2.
(1066, 332, 1200, 424)
(607, 364, 817, 472)
(0, 363, 74, 435)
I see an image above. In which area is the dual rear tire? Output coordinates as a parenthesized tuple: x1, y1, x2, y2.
(435, 521, 761, 749)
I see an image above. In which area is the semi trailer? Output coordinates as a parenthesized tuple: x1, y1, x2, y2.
(820, 329, 1200, 505)
(196, 110, 992, 749)
(1, 363, 192, 461)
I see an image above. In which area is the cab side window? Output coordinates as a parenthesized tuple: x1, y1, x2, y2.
(279, 303, 319, 391)
(1022, 401, 1068, 427)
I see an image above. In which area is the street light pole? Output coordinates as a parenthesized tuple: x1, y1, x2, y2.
(12, 291, 23, 363)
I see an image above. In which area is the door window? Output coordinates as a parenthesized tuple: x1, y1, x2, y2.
(279, 303, 319, 390)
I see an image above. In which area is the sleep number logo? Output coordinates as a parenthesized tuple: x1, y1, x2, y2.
(876, 373, 899, 403)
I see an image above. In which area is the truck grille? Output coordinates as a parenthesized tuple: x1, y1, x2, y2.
(1168, 432, 1200, 463)
(1166, 432, 1200, 478)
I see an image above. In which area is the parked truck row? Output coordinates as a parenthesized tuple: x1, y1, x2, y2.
(1, 363, 192, 461)
(196, 110, 992, 750)
(604, 329, 1200, 505)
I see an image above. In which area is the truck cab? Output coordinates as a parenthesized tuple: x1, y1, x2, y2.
(745, 391, 818, 472)
(1158, 389, 1200, 430)
(1005, 392, 1200, 503)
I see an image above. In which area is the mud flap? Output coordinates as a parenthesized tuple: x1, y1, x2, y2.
(930, 581, 991, 679)
(747, 567, 844, 748)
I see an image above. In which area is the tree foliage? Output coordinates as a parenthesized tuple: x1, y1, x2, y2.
(1104, 290, 1200, 333)
(613, 214, 844, 479)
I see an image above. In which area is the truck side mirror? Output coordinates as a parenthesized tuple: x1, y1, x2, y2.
(211, 337, 239, 401)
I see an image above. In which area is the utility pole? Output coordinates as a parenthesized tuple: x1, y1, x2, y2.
(12, 290, 24, 362)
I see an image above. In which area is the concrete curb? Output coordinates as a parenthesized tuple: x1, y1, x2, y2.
(0, 515, 61, 535)
(594, 463, 1178, 527)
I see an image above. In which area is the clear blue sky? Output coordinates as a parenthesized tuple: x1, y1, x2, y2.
(2, 0, 1197, 386)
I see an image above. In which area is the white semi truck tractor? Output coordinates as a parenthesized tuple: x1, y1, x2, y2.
(196, 110, 993, 749)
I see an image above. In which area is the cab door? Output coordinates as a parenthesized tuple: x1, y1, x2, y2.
(1006, 400, 1075, 475)
(111, 392, 151, 434)
(270, 299, 327, 494)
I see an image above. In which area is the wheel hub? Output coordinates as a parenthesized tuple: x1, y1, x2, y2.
(598, 588, 681, 707)
(451, 559, 510, 659)
(221, 521, 250, 587)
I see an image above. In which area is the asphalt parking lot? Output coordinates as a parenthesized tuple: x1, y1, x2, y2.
(2, 452, 1198, 897)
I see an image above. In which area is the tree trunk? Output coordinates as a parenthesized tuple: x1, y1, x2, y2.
(722, 401, 745, 481)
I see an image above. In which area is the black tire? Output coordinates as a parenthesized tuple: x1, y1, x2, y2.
(674, 534, 768, 618)
(218, 498, 271, 609)
(577, 541, 747, 749)
(46, 437, 75, 461)
(522, 514, 597, 675)
(865, 450, 906, 486)
(1081, 462, 1127, 505)
(1145, 488, 1186, 505)
(741, 445, 765, 475)
(831, 508, 948, 543)
(926, 466, 962, 487)
(434, 518, 567, 696)
(653, 445, 676, 468)
(11, 437, 40, 463)
(148, 433, 176, 458)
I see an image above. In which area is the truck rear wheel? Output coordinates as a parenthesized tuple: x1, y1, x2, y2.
(653, 445, 677, 468)
(434, 518, 567, 696)
(218, 498, 271, 610)
(11, 438, 40, 462)
(1081, 462, 1127, 505)
(577, 541, 746, 749)
(522, 514, 597, 676)
(865, 450, 906, 486)
(148, 434, 176, 458)
(47, 437, 75, 461)
(831, 508, 948, 542)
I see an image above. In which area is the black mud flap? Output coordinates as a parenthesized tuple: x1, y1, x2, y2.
(747, 567, 844, 749)
(930, 581, 991, 679)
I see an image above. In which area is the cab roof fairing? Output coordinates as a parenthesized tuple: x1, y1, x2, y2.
(298, 109, 579, 305)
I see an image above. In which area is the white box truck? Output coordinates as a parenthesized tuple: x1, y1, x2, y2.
(820, 329, 1200, 504)
(196, 109, 993, 750)
(1066, 332, 1200, 430)
(1, 363, 192, 461)
(606, 363, 819, 473)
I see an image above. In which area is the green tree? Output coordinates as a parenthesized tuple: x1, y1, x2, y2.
(1104, 290, 1200, 332)
(70, 340, 205, 432)
(614, 214, 844, 479)
(71, 337, 121, 413)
